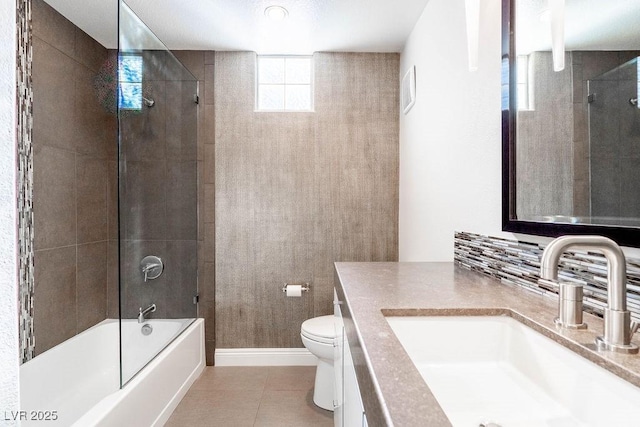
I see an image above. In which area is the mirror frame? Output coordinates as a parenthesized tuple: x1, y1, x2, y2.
(501, 0, 640, 247)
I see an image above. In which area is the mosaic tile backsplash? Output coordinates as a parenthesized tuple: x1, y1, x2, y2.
(17, 0, 35, 363)
(454, 231, 640, 322)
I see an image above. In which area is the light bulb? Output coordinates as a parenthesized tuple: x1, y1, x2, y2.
(265, 6, 288, 21)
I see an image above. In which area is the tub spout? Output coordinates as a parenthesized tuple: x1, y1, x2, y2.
(138, 304, 156, 323)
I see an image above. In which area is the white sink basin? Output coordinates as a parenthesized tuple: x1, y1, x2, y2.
(386, 315, 640, 427)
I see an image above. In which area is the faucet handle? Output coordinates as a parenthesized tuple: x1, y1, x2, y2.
(554, 282, 588, 330)
(140, 256, 163, 282)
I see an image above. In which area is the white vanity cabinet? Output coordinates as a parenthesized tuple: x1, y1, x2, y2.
(334, 296, 344, 425)
(334, 289, 367, 427)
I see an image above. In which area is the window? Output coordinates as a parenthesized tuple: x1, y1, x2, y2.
(516, 55, 533, 111)
(118, 55, 143, 110)
(501, 57, 509, 111)
(256, 56, 313, 111)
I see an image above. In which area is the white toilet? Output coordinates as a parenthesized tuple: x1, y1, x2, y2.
(301, 315, 336, 411)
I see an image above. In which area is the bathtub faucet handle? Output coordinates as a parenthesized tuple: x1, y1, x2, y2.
(140, 256, 163, 282)
(142, 264, 153, 282)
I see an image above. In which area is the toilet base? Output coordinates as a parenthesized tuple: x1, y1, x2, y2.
(312, 357, 334, 411)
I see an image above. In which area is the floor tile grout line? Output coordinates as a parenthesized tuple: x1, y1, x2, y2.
(253, 367, 270, 427)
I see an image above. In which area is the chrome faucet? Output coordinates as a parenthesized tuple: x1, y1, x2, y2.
(540, 235, 638, 354)
(138, 304, 156, 323)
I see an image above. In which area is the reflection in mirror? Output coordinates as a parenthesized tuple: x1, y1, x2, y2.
(504, 0, 640, 244)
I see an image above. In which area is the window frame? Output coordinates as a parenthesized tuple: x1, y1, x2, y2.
(255, 55, 314, 112)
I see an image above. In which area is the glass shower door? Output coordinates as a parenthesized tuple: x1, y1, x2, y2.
(117, 1, 198, 385)
(588, 57, 640, 225)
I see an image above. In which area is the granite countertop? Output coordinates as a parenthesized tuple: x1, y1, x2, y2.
(333, 262, 640, 427)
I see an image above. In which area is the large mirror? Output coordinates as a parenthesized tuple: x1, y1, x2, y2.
(502, 0, 640, 246)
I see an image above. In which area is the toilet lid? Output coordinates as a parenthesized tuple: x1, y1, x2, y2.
(301, 315, 336, 341)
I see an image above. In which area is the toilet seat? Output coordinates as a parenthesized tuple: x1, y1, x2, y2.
(301, 315, 335, 345)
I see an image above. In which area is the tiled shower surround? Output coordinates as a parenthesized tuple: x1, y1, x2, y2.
(454, 231, 640, 322)
(30, 0, 117, 356)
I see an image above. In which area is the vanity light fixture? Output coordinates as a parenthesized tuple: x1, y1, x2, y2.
(549, 0, 565, 72)
(465, 0, 480, 72)
(265, 5, 288, 21)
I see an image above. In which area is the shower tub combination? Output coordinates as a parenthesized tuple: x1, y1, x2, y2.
(18, 1, 203, 425)
(20, 318, 204, 426)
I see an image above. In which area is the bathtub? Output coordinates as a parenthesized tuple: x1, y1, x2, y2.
(20, 318, 204, 426)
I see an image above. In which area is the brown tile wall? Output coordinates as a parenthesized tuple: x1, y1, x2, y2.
(31, 0, 117, 355)
(214, 52, 399, 350)
(150, 50, 399, 361)
(117, 49, 199, 323)
(572, 51, 640, 218)
(172, 50, 216, 364)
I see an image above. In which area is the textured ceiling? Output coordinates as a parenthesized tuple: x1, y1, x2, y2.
(43, 0, 431, 53)
(43, 0, 640, 55)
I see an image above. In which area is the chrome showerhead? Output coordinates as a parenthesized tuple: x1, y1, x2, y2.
(143, 97, 155, 108)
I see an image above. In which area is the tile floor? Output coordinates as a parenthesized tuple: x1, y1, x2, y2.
(165, 366, 333, 426)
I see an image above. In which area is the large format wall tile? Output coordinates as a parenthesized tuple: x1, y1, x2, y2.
(120, 239, 168, 319)
(32, 38, 77, 152)
(74, 66, 112, 159)
(107, 160, 118, 241)
(31, 0, 117, 354)
(118, 81, 167, 162)
(166, 160, 198, 241)
(117, 57, 199, 321)
(121, 160, 167, 241)
(33, 246, 77, 355)
(106, 239, 119, 319)
(166, 80, 198, 161)
(31, 0, 75, 57)
(77, 241, 108, 332)
(584, 51, 640, 219)
(33, 145, 76, 250)
(214, 52, 399, 348)
(72, 25, 107, 73)
(164, 240, 198, 318)
(77, 155, 108, 244)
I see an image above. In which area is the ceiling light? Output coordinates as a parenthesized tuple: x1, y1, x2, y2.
(265, 6, 288, 21)
(465, 0, 480, 72)
(549, 0, 565, 71)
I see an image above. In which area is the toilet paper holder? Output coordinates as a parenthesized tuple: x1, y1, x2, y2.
(282, 282, 311, 293)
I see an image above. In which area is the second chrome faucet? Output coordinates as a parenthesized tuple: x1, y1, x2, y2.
(540, 235, 638, 354)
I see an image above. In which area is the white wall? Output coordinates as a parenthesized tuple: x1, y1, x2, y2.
(398, 0, 640, 262)
(0, 0, 20, 424)
(399, 0, 512, 261)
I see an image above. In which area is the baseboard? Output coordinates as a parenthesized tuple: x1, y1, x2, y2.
(214, 348, 317, 366)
